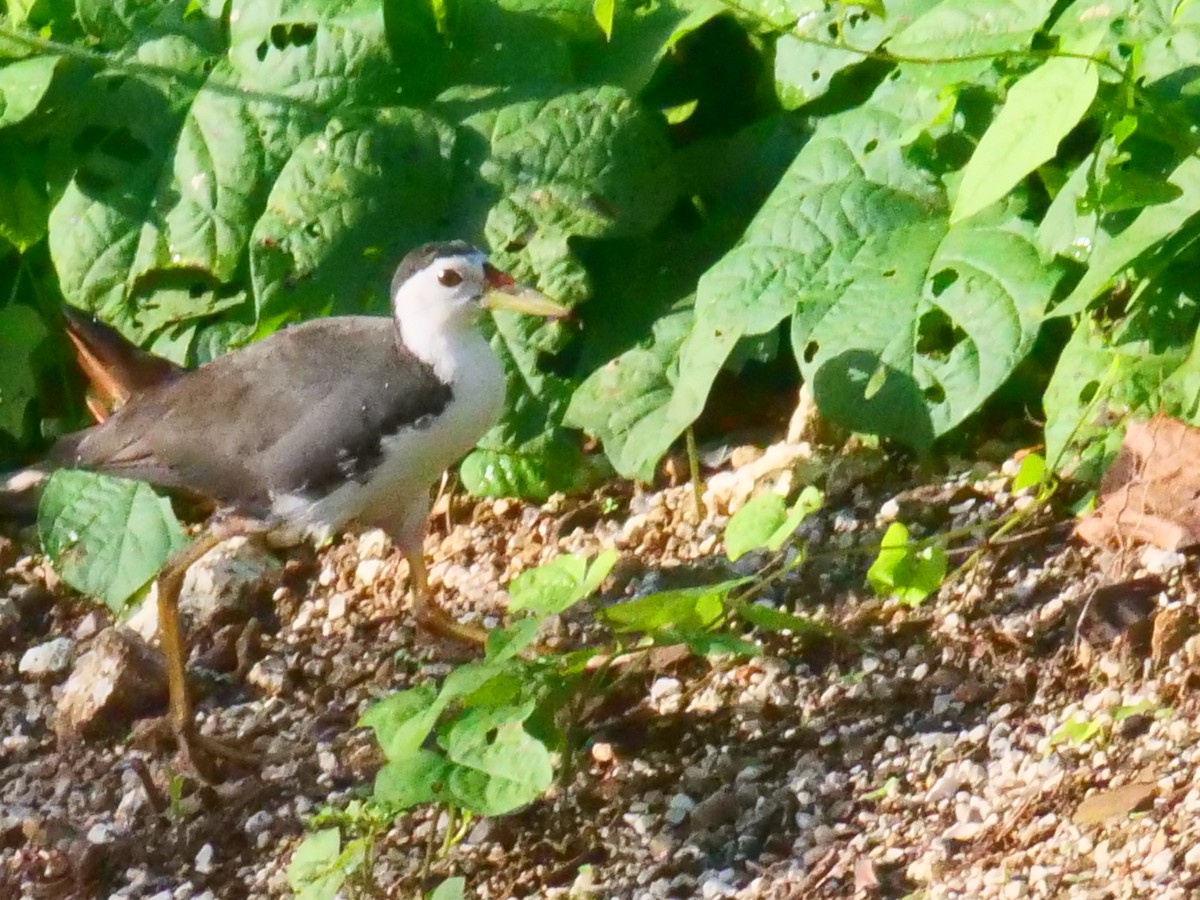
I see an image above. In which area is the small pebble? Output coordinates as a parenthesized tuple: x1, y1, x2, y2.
(19, 637, 74, 678)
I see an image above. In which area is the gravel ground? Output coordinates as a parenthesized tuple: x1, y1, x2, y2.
(2, 442, 1200, 899)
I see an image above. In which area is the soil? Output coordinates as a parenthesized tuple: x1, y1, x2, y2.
(3, 443, 1200, 900)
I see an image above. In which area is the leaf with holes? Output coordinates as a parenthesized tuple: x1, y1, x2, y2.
(458, 84, 678, 306)
(774, 0, 939, 109)
(36, 470, 188, 613)
(652, 68, 951, 460)
(792, 209, 1060, 448)
(250, 109, 455, 329)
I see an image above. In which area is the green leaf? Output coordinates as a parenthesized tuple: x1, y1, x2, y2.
(725, 493, 787, 562)
(952, 57, 1098, 223)
(48, 0, 397, 341)
(592, 0, 615, 40)
(0, 139, 50, 251)
(0, 55, 59, 128)
(429, 877, 467, 900)
(658, 69, 950, 459)
(866, 522, 947, 606)
(734, 601, 830, 637)
(507, 550, 618, 617)
(287, 828, 346, 900)
(440, 704, 554, 815)
(601, 580, 747, 633)
(579, 0, 723, 93)
(1011, 453, 1047, 492)
(1043, 263, 1200, 472)
(676, 630, 761, 657)
(482, 616, 543, 662)
(461, 84, 678, 296)
(1049, 713, 1104, 748)
(724, 486, 822, 561)
(37, 471, 187, 614)
(793, 211, 1059, 448)
(373, 749, 450, 810)
(774, 0, 940, 109)
(358, 684, 441, 763)
(887, 0, 1056, 57)
(0, 305, 47, 439)
(1051, 155, 1200, 318)
(250, 109, 455, 327)
(565, 305, 694, 482)
(459, 433, 601, 502)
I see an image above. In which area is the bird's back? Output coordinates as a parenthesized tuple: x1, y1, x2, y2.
(50, 317, 454, 524)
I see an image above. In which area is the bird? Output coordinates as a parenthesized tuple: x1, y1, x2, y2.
(11, 240, 566, 775)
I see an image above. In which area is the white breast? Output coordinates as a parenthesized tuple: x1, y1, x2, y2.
(270, 329, 505, 548)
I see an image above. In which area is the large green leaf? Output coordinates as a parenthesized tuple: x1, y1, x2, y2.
(793, 211, 1060, 446)
(653, 68, 947, 457)
(565, 305, 693, 481)
(47, 0, 395, 342)
(37, 470, 188, 613)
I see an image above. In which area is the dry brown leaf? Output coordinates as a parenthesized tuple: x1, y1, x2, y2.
(1072, 781, 1157, 826)
(1077, 416, 1200, 552)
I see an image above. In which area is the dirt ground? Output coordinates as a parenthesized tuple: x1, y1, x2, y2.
(3, 445, 1200, 899)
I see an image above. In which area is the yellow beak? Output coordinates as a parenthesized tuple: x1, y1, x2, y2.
(483, 286, 569, 318)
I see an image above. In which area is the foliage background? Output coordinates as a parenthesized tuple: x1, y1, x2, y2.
(2, 0, 1200, 494)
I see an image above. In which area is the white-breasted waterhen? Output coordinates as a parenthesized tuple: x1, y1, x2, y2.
(7, 241, 566, 775)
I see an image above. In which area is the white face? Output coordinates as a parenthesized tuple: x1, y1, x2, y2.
(391, 251, 492, 331)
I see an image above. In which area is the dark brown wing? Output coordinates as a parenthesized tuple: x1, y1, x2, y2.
(49, 317, 451, 518)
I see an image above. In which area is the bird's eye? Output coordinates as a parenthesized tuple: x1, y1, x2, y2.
(438, 269, 463, 287)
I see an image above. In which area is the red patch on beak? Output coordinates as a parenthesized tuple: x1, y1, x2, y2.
(484, 263, 515, 288)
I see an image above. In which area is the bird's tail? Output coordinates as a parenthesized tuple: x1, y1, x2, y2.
(61, 305, 184, 421)
(0, 467, 47, 522)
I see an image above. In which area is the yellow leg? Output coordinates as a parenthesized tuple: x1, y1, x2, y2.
(405, 547, 489, 646)
(156, 527, 258, 778)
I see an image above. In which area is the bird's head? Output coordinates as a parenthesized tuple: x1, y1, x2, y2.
(391, 242, 566, 344)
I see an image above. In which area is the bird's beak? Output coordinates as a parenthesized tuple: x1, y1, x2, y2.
(482, 264, 569, 318)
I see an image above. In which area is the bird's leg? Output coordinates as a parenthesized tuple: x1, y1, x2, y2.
(156, 522, 260, 779)
(404, 546, 489, 647)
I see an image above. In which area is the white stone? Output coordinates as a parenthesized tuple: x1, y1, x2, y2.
(355, 558, 385, 587)
(19, 637, 73, 677)
(194, 843, 215, 875)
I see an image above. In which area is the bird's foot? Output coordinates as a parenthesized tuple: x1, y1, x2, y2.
(174, 721, 259, 783)
(135, 715, 259, 782)
(413, 602, 489, 648)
